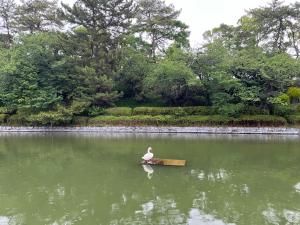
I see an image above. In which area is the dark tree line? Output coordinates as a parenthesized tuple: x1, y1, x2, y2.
(0, 0, 299, 120)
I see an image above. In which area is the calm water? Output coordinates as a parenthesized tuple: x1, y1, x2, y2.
(0, 133, 300, 225)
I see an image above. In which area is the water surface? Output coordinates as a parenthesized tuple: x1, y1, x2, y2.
(0, 133, 299, 225)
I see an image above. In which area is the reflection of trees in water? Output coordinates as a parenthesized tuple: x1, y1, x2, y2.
(111, 198, 187, 225)
(0, 135, 300, 224)
(189, 165, 300, 225)
(263, 207, 300, 225)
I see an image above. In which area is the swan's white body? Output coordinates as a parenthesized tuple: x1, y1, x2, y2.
(142, 147, 154, 161)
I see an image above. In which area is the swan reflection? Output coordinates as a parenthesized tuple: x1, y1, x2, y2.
(295, 183, 300, 193)
(142, 165, 154, 179)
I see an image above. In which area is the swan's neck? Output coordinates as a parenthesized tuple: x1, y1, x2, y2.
(148, 149, 152, 153)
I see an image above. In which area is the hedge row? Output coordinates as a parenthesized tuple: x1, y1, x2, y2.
(237, 115, 287, 126)
(99, 106, 217, 116)
(0, 105, 295, 126)
(27, 112, 72, 126)
(0, 107, 13, 124)
(287, 115, 300, 125)
(3, 112, 72, 126)
(88, 115, 287, 127)
(103, 107, 132, 116)
(100, 106, 274, 116)
(132, 106, 216, 116)
(0, 107, 12, 114)
(293, 104, 300, 113)
(0, 114, 7, 124)
(0, 114, 289, 127)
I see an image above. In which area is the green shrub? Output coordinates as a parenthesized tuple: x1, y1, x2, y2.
(0, 107, 9, 114)
(292, 104, 300, 114)
(241, 106, 269, 115)
(132, 107, 180, 116)
(132, 106, 214, 116)
(89, 115, 173, 126)
(273, 104, 294, 116)
(218, 104, 244, 117)
(88, 115, 287, 127)
(72, 116, 89, 126)
(0, 114, 7, 124)
(297, 105, 300, 114)
(6, 113, 27, 125)
(116, 98, 165, 108)
(88, 106, 105, 116)
(286, 115, 300, 125)
(235, 115, 287, 126)
(68, 101, 91, 116)
(89, 116, 130, 124)
(182, 106, 217, 115)
(103, 107, 132, 116)
(287, 87, 300, 101)
(27, 111, 72, 126)
(89, 115, 230, 127)
(0, 107, 16, 115)
(175, 115, 232, 126)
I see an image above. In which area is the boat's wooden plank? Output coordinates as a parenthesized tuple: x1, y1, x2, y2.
(140, 158, 186, 166)
(162, 159, 186, 166)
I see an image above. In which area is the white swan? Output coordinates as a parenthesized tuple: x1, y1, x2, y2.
(142, 165, 154, 179)
(142, 147, 154, 162)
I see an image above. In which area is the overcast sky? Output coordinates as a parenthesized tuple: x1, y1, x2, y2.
(63, 0, 298, 46)
(164, 0, 298, 46)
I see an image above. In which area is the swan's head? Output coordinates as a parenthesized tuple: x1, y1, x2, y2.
(148, 147, 153, 151)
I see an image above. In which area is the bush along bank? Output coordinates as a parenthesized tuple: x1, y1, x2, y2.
(87, 115, 288, 127)
(0, 106, 299, 127)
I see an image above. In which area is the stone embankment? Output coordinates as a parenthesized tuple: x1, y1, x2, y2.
(0, 126, 299, 135)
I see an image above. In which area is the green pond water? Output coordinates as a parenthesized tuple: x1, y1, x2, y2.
(0, 133, 300, 225)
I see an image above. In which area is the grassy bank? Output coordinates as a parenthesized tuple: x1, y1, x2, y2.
(1, 106, 299, 127)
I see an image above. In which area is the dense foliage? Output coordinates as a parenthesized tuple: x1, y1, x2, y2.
(0, 0, 300, 126)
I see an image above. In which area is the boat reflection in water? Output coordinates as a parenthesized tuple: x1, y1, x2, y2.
(142, 165, 154, 179)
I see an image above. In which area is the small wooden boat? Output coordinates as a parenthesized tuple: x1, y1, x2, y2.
(141, 158, 186, 167)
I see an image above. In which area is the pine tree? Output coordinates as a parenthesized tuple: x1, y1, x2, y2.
(135, 0, 189, 59)
(15, 0, 62, 34)
(61, 0, 135, 74)
(0, 0, 16, 46)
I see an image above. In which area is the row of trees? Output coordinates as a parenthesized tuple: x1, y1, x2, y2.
(0, 0, 300, 118)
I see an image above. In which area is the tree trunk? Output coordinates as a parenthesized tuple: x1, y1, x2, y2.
(151, 33, 156, 59)
(290, 28, 299, 58)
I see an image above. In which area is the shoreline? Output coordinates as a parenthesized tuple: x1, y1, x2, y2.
(0, 126, 299, 135)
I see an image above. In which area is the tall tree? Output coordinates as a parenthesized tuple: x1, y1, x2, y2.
(15, 0, 62, 34)
(248, 0, 300, 56)
(144, 46, 200, 105)
(204, 1, 300, 57)
(203, 24, 238, 50)
(236, 15, 261, 49)
(135, 0, 189, 59)
(231, 48, 300, 109)
(0, 0, 16, 46)
(191, 41, 233, 106)
(115, 45, 152, 99)
(0, 34, 63, 112)
(55, 27, 122, 107)
(61, 0, 135, 74)
(60, 0, 136, 106)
